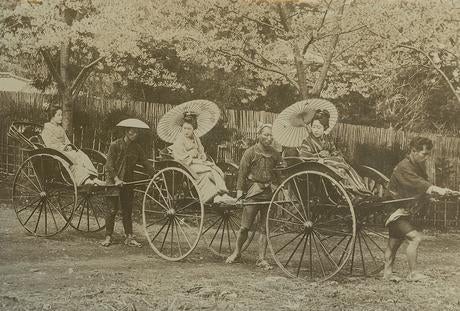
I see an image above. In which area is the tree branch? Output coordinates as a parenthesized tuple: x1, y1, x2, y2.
(215, 4, 286, 34)
(363, 25, 387, 39)
(301, 0, 335, 55)
(71, 56, 104, 98)
(40, 49, 65, 93)
(317, 0, 332, 33)
(214, 48, 299, 90)
(277, 3, 309, 98)
(316, 24, 366, 41)
(310, 0, 346, 96)
(302, 36, 316, 55)
(332, 36, 363, 60)
(398, 44, 460, 105)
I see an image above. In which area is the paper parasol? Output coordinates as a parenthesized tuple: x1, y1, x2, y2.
(272, 98, 338, 147)
(157, 99, 220, 143)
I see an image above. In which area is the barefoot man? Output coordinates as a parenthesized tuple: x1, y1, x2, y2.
(384, 136, 454, 281)
(226, 124, 282, 270)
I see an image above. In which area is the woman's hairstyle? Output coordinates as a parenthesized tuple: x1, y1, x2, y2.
(409, 136, 433, 151)
(256, 123, 272, 135)
(47, 104, 62, 121)
(182, 111, 198, 129)
(311, 109, 330, 130)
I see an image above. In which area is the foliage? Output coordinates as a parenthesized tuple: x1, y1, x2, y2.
(1, 0, 459, 134)
(350, 0, 460, 132)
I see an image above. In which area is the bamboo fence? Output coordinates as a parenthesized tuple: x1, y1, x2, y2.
(1, 90, 459, 229)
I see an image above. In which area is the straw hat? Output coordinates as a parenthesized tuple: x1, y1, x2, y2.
(116, 118, 150, 129)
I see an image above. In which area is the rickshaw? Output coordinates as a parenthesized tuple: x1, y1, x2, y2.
(8, 121, 114, 237)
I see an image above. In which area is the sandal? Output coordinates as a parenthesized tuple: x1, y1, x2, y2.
(124, 237, 142, 247)
(256, 259, 273, 271)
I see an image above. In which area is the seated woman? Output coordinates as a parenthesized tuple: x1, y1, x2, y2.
(41, 106, 104, 186)
(170, 113, 235, 204)
(296, 109, 370, 196)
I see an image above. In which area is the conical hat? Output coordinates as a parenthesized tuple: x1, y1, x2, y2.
(116, 118, 150, 129)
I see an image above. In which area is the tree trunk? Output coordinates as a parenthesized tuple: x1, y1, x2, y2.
(310, 0, 345, 97)
(277, 4, 309, 99)
(60, 39, 73, 134)
(293, 45, 310, 99)
(309, 35, 339, 97)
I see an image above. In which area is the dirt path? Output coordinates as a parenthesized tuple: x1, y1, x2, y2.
(1, 206, 460, 311)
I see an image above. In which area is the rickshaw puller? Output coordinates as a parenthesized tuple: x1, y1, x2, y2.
(101, 119, 154, 247)
(226, 124, 282, 270)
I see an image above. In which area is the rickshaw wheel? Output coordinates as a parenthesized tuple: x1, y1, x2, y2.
(202, 204, 255, 258)
(12, 154, 77, 237)
(343, 166, 389, 276)
(68, 150, 106, 233)
(267, 170, 356, 281)
(143, 167, 204, 261)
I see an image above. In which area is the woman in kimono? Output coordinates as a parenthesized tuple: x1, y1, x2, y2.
(41, 106, 104, 186)
(298, 109, 370, 195)
(170, 113, 235, 204)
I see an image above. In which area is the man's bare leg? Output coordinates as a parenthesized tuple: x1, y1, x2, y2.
(405, 230, 427, 280)
(383, 237, 403, 280)
(256, 233, 273, 270)
(258, 233, 268, 260)
(226, 228, 248, 263)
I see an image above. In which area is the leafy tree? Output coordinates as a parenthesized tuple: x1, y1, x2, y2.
(353, 0, 460, 132)
(0, 0, 110, 133)
(110, 0, 371, 104)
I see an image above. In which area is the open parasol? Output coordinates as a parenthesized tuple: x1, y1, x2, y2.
(272, 98, 338, 147)
(157, 99, 220, 143)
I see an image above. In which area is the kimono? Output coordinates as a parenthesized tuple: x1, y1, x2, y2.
(298, 135, 368, 194)
(385, 157, 432, 226)
(170, 133, 227, 203)
(41, 122, 98, 185)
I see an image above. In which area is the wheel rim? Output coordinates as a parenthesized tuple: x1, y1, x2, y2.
(12, 154, 77, 237)
(203, 205, 255, 258)
(267, 170, 356, 281)
(143, 167, 204, 261)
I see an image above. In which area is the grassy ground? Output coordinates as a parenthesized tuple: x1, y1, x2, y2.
(1, 204, 460, 311)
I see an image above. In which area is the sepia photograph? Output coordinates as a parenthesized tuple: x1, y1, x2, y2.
(0, 0, 459, 310)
